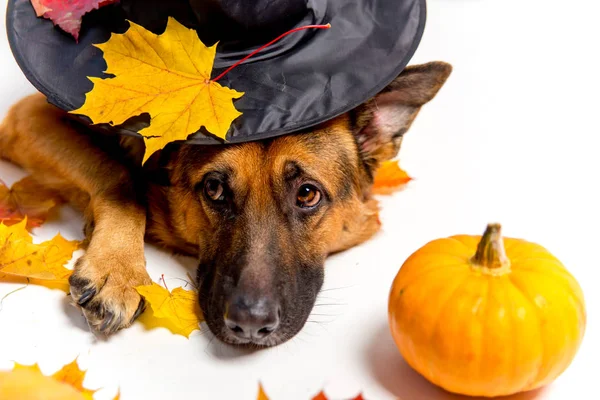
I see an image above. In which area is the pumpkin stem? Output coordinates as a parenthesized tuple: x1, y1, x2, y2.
(471, 223, 511, 270)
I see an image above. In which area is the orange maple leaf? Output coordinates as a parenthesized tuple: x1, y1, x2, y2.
(372, 160, 412, 195)
(312, 391, 365, 400)
(312, 391, 328, 400)
(0, 358, 119, 400)
(0, 219, 79, 290)
(49, 360, 95, 397)
(256, 384, 366, 400)
(257, 383, 270, 400)
(0, 176, 63, 229)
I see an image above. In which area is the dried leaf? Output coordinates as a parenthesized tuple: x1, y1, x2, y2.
(372, 160, 412, 195)
(135, 282, 203, 337)
(71, 17, 244, 163)
(0, 220, 79, 289)
(30, 0, 119, 41)
(257, 383, 270, 400)
(0, 359, 119, 400)
(0, 176, 63, 229)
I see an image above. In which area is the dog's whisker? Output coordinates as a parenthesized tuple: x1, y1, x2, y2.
(167, 277, 194, 288)
(196, 327, 212, 337)
(308, 313, 340, 317)
(318, 285, 355, 293)
(306, 318, 337, 324)
(203, 332, 219, 356)
(297, 330, 318, 338)
(289, 333, 311, 344)
(306, 320, 333, 333)
(306, 321, 337, 326)
(185, 272, 199, 290)
(315, 294, 345, 300)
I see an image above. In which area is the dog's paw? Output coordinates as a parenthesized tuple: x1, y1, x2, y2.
(69, 251, 151, 335)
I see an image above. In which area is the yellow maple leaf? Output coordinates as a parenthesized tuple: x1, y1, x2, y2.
(71, 17, 244, 163)
(0, 220, 79, 289)
(372, 160, 413, 195)
(135, 282, 203, 338)
(0, 359, 119, 400)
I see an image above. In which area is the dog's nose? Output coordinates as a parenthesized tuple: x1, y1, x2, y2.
(225, 295, 280, 341)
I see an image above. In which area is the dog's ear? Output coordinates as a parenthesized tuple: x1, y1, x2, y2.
(351, 61, 452, 173)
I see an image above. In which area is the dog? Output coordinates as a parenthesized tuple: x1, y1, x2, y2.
(0, 61, 451, 347)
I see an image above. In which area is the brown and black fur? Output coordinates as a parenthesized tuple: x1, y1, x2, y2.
(0, 61, 451, 346)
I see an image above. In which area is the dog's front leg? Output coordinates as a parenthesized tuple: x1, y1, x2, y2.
(69, 196, 151, 334)
(0, 94, 152, 333)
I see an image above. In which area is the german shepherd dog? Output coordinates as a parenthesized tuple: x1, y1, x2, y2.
(0, 61, 451, 347)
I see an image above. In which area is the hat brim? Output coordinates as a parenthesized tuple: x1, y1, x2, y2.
(6, 0, 426, 145)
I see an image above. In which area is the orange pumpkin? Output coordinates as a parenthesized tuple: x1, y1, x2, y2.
(388, 224, 586, 397)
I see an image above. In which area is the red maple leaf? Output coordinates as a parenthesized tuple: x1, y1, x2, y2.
(30, 0, 119, 41)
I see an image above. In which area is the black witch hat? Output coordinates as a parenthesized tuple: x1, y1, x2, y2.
(6, 0, 426, 144)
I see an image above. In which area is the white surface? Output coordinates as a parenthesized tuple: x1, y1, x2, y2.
(1, 1, 599, 399)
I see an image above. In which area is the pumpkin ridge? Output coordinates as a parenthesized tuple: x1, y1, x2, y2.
(511, 267, 584, 306)
(396, 261, 467, 291)
(510, 258, 569, 276)
(512, 268, 586, 325)
(400, 268, 471, 339)
(504, 276, 523, 392)
(507, 275, 545, 390)
(426, 273, 474, 382)
(406, 248, 468, 263)
(505, 242, 558, 262)
(508, 254, 564, 266)
(405, 241, 469, 265)
(513, 270, 587, 349)
(476, 276, 491, 386)
(445, 236, 476, 252)
(511, 268, 585, 309)
(477, 277, 520, 396)
(510, 257, 564, 266)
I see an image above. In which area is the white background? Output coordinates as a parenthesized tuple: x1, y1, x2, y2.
(1, 1, 599, 399)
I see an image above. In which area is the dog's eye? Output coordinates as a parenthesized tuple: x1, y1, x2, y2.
(296, 184, 321, 208)
(204, 179, 225, 202)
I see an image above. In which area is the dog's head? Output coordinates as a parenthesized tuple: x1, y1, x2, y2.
(145, 61, 452, 346)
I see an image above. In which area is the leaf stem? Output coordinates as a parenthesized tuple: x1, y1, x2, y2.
(161, 274, 169, 292)
(212, 23, 332, 82)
